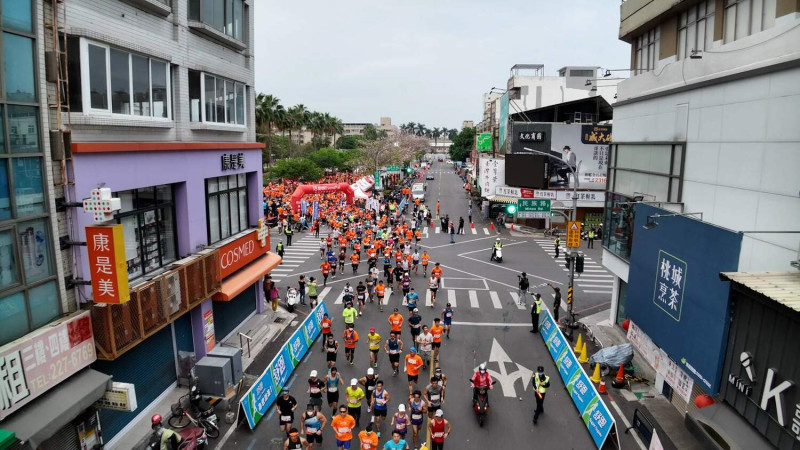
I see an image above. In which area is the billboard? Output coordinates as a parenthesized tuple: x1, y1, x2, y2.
(498, 93, 509, 151)
(626, 204, 742, 394)
(510, 122, 610, 190)
(478, 156, 505, 198)
(504, 154, 547, 189)
(239, 301, 329, 429)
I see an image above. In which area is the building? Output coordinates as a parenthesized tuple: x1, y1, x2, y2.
(601, 0, 800, 445)
(342, 117, 395, 137)
(462, 120, 474, 129)
(1, 1, 273, 448)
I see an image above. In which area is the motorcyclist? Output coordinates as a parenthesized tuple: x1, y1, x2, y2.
(470, 363, 494, 403)
(151, 414, 181, 450)
(491, 239, 502, 260)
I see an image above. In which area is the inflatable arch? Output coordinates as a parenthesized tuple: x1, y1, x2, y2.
(290, 183, 354, 212)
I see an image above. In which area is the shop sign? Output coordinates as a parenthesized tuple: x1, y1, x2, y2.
(95, 381, 137, 412)
(0, 311, 96, 420)
(653, 251, 687, 321)
(239, 301, 330, 429)
(86, 225, 130, 304)
(217, 229, 269, 279)
(222, 153, 245, 171)
(203, 309, 215, 353)
(518, 131, 546, 142)
(534, 190, 606, 202)
(82, 188, 121, 224)
(494, 186, 535, 198)
(476, 133, 492, 152)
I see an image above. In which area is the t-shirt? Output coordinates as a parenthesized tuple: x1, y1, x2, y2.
(343, 308, 357, 324)
(389, 314, 404, 332)
(405, 354, 423, 376)
(430, 325, 443, 343)
(343, 329, 359, 348)
(367, 333, 382, 351)
(383, 439, 408, 450)
(276, 395, 297, 414)
(407, 315, 422, 333)
(358, 431, 379, 450)
(416, 333, 433, 352)
(346, 386, 365, 407)
(331, 415, 356, 441)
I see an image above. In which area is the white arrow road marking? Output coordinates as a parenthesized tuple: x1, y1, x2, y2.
(476, 338, 534, 398)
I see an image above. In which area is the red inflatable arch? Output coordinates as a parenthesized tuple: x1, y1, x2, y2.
(290, 183, 354, 212)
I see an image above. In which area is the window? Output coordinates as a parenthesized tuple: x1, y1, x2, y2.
(678, 0, 715, 60)
(3, 33, 36, 102)
(114, 185, 178, 280)
(206, 174, 249, 244)
(193, 71, 246, 125)
(81, 39, 171, 119)
(189, 0, 244, 41)
(633, 28, 660, 75)
(2, 0, 33, 33)
(570, 69, 595, 78)
(723, 0, 776, 43)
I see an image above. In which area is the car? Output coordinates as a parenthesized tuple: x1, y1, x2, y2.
(426, 174, 434, 180)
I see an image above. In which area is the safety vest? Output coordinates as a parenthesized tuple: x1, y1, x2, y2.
(285, 228, 293, 235)
(554, 237, 560, 246)
(276, 243, 284, 251)
(535, 375, 550, 394)
(533, 298, 543, 314)
(589, 231, 595, 238)
(494, 242, 502, 249)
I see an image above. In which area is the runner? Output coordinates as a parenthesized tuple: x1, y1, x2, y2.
(420, 251, 430, 277)
(366, 327, 382, 368)
(384, 332, 404, 377)
(320, 238, 327, 260)
(407, 308, 422, 343)
(428, 275, 439, 308)
(401, 272, 411, 298)
(325, 335, 339, 369)
(350, 252, 360, 274)
(431, 263, 443, 288)
(320, 313, 332, 350)
(383, 430, 409, 450)
(342, 302, 357, 327)
(358, 423, 379, 450)
(301, 404, 327, 449)
(427, 409, 452, 450)
(415, 325, 433, 371)
(359, 367, 379, 413)
(388, 308, 404, 337)
(276, 389, 298, 433)
(370, 380, 391, 437)
(430, 318, 444, 364)
(404, 347, 423, 395)
(423, 377, 444, 419)
(390, 404, 409, 442)
(330, 406, 356, 450)
(408, 390, 427, 450)
(440, 303, 454, 339)
(307, 370, 326, 413)
(376, 280, 387, 312)
(284, 428, 310, 450)
(328, 250, 339, 279)
(342, 324, 359, 366)
(365, 274, 376, 303)
(308, 277, 319, 308)
(356, 281, 367, 315)
(325, 367, 344, 413)
(321, 260, 331, 286)
(345, 378, 365, 427)
(411, 249, 420, 275)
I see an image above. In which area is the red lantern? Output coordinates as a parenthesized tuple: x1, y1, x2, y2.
(695, 394, 714, 409)
(622, 319, 630, 332)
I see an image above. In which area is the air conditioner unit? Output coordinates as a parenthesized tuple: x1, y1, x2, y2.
(164, 271, 183, 315)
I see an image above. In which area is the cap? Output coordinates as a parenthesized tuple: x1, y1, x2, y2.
(350, 378, 358, 385)
(282, 388, 290, 394)
(537, 366, 544, 372)
(410, 347, 417, 352)
(435, 409, 444, 417)
(398, 404, 406, 412)
(310, 370, 318, 377)
(367, 368, 374, 375)
(413, 308, 419, 312)
(370, 327, 376, 332)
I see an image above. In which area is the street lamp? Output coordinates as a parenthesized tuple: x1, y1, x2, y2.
(522, 147, 579, 321)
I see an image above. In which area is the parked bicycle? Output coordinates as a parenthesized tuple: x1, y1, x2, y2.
(168, 390, 220, 439)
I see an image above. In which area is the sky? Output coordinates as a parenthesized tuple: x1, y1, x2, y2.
(254, 0, 630, 130)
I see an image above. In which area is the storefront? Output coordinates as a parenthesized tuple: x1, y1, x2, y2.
(67, 142, 267, 442)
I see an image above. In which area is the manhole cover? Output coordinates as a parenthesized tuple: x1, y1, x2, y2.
(273, 317, 285, 324)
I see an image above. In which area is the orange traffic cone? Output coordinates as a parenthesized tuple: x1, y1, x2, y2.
(470, 223, 474, 229)
(615, 364, 625, 383)
(489, 222, 494, 230)
(430, 221, 433, 228)
(510, 224, 515, 231)
(598, 380, 607, 394)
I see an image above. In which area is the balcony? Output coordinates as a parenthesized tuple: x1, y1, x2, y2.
(91, 250, 221, 360)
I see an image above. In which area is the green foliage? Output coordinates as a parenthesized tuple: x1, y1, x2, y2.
(362, 124, 379, 141)
(310, 135, 331, 150)
(449, 127, 476, 162)
(309, 148, 348, 171)
(268, 157, 323, 181)
(336, 135, 361, 149)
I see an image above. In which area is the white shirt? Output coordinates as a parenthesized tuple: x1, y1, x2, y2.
(416, 333, 433, 352)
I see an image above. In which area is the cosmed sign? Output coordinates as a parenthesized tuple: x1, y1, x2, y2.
(217, 229, 269, 279)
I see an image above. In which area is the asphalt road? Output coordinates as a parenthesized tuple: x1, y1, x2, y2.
(213, 160, 630, 450)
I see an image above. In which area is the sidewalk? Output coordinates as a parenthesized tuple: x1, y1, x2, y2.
(112, 307, 297, 450)
(580, 309, 703, 450)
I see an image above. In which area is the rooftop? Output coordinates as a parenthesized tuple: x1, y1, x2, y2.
(720, 271, 800, 312)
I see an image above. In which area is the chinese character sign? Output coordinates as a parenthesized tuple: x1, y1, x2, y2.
(652, 250, 687, 321)
(222, 153, 245, 171)
(86, 225, 130, 304)
(478, 156, 505, 198)
(0, 311, 96, 420)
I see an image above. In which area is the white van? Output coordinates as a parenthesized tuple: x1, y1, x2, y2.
(411, 183, 425, 202)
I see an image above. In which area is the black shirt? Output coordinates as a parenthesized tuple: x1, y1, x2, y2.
(298, 279, 306, 290)
(308, 379, 325, 399)
(277, 395, 297, 414)
(408, 315, 422, 333)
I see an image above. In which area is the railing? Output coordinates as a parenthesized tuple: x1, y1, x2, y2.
(92, 250, 221, 360)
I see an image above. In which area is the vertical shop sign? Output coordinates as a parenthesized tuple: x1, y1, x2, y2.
(86, 225, 130, 304)
(203, 309, 216, 353)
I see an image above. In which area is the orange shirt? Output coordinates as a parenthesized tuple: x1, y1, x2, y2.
(421, 254, 430, 265)
(405, 354, 423, 376)
(350, 254, 360, 264)
(376, 284, 386, 296)
(343, 329, 359, 348)
(358, 430, 379, 450)
(331, 415, 356, 441)
(388, 313, 404, 332)
(431, 325, 443, 343)
(321, 262, 331, 274)
(431, 267, 442, 279)
(415, 230, 421, 239)
(321, 318, 332, 335)
(405, 230, 413, 240)
(405, 254, 413, 264)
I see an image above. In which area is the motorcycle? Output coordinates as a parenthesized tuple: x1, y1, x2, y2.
(470, 379, 497, 427)
(169, 387, 219, 439)
(146, 427, 208, 449)
(490, 247, 503, 263)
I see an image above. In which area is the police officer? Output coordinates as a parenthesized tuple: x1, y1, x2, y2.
(285, 225, 294, 246)
(530, 293, 543, 333)
(553, 235, 561, 258)
(276, 240, 285, 259)
(588, 227, 596, 248)
(532, 366, 550, 424)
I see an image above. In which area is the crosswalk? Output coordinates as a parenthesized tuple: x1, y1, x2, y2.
(316, 285, 531, 311)
(534, 239, 613, 296)
(424, 225, 491, 235)
(268, 235, 320, 282)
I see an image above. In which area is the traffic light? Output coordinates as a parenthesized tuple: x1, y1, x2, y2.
(506, 204, 517, 215)
(406, 167, 413, 174)
(576, 255, 585, 273)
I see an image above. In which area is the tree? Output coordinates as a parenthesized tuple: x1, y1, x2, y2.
(362, 124, 379, 141)
(268, 157, 323, 181)
(255, 94, 281, 144)
(336, 135, 361, 149)
(309, 148, 347, 171)
(287, 104, 310, 143)
(449, 127, 476, 162)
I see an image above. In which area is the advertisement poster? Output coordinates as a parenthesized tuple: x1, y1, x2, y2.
(478, 156, 505, 198)
(498, 93, 509, 151)
(539, 309, 617, 448)
(239, 302, 329, 429)
(203, 309, 215, 353)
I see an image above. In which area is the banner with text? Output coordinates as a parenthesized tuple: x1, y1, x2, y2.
(238, 301, 329, 429)
(539, 309, 617, 449)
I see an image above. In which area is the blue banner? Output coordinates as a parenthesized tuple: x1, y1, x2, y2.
(239, 301, 330, 429)
(312, 201, 319, 221)
(539, 309, 617, 449)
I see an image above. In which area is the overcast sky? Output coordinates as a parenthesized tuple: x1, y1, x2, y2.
(254, 0, 629, 130)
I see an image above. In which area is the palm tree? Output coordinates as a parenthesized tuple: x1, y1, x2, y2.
(255, 94, 281, 143)
(326, 114, 343, 147)
(431, 127, 442, 148)
(287, 104, 309, 144)
(405, 122, 416, 135)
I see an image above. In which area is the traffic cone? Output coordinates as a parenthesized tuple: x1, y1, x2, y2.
(612, 364, 626, 389)
(510, 224, 515, 231)
(573, 333, 583, 353)
(470, 222, 474, 229)
(590, 363, 602, 384)
(430, 221, 433, 228)
(489, 222, 494, 230)
(578, 342, 589, 363)
(598, 380, 607, 394)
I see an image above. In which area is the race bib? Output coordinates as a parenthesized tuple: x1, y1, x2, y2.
(338, 427, 350, 433)
(329, 387, 338, 392)
(310, 387, 320, 394)
(411, 413, 423, 420)
(377, 398, 386, 405)
(433, 432, 444, 438)
(390, 350, 399, 354)
(446, 312, 452, 318)
(430, 394, 440, 401)
(397, 423, 406, 429)
(367, 386, 375, 391)
(281, 415, 291, 421)
(306, 427, 317, 434)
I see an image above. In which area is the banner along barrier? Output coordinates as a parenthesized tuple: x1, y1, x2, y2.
(538, 309, 619, 449)
(238, 301, 330, 429)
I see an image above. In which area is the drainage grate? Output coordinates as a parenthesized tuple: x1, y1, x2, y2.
(273, 317, 285, 324)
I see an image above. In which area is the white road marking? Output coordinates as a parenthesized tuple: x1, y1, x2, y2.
(451, 321, 530, 327)
(435, 227, 441, 234)
(578, 284, 614, 288)
(471, 227, 477, 234)
(447, 289, 457, 307)
(318, 287, 332, 301)
(509, 292, 526, 310)
(425, 290, 432, 307)
(469, 290, 479, 308)
(334, 292, 344, 304)
(483, 228, 489, 235)
(583, 290, 613, 294)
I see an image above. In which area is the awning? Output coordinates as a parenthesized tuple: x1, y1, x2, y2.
(486, 195, 518, 204)
(213, 252, 282, 301)
(686, 402, 773, 449)
(0, 368, 110, 448)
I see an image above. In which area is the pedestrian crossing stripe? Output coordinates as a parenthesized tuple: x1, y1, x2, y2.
(489, 291, 502, 309)
(468, 290, 479, 308)
(508, 292, 526, 310)
(471, 227, 477, 234)
(447, 289, 457, 307)
(483, 228, 489, 235)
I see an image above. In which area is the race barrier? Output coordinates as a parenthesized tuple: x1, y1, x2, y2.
(538, 309, 619, 449)
(238, 301, 330, 429)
